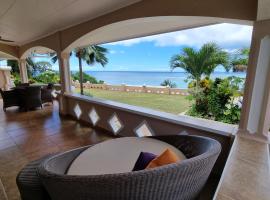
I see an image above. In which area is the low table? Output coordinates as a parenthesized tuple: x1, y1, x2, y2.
(67, 137, 186, 175)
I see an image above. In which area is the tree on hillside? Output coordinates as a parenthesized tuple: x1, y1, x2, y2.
(7, 58, 52, 77)
(7, 60, 20, 74)
(170, 42, 229, 93)
(51, 45, 108, 95)
(231, 47, 249, 72)
(26, 58, 52, 76)
(160, 79, 177, 88)
(72, 71, 104, 84)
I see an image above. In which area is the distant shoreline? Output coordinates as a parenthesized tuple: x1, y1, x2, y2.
(72, 70, 246, 74)
(81, 71, 246, 89)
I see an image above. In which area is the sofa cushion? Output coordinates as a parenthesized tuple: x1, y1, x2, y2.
(146, 149, 181, 169)
(132, 152, 157, 171)
(67, 137, 186, 175)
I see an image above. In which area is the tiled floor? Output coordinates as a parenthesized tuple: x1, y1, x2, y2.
(0, 100, 115, 200)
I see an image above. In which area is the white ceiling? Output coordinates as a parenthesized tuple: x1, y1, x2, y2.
(0, 0, 268, 48)
(0, 0, 140, 45)
(67, 16, 252, 52)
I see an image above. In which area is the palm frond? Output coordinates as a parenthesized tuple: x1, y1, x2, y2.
(51, 54, 58, 63)
(74, 45, 108, 67)
(170, 42, 230, 81)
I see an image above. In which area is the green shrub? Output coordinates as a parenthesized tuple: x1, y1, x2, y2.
(186, 76, 244, 124)
(71, 72, 103, 84)
(11, 73, 21, 85)
(33, 71, 60, 84)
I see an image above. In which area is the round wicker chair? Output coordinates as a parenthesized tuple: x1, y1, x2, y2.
(38, 135, 221, 200)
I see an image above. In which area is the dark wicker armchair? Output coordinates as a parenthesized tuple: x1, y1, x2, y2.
(16, 83, 30, 87)
(41, 84, 54, 104)
(19, 86, 42, 111)
(0, 89, 20, 111)
(36, 135, 221, 200)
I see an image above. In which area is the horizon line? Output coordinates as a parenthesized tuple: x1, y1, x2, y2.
(66, 70, 245, 73)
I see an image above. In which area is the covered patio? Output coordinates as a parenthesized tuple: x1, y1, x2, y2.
(0, 0, 270, 200)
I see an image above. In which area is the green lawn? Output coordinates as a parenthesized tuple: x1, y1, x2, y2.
(78, 88, 191, 114)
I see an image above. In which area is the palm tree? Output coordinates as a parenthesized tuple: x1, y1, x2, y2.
(170, 42, 229, 93)
(51, 45, 108, 95)
(75, 45, 108, 95)
(231, 47, 249, 72)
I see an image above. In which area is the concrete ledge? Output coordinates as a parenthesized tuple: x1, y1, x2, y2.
(72, 82, 189, 95)
(65, 93, 236, 136)
(0, 66, 11, 71)
(214, 134, 270, 200)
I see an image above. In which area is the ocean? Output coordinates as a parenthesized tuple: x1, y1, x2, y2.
(86, 71, 246, 89)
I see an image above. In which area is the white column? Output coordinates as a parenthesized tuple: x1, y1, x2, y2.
(3, 68, 12, 90)
(247, 36, 270, 137)
(0, 66, 12, 90)
(19, 59, 28, 83)
(59, 52, 71, 93)
(58, 52, 72, 115)
(238, 34, 270, 142)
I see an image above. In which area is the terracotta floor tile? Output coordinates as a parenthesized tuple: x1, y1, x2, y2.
(0, 138, 16, 151)
(0, 146, 26, 166)
(0, 157, 29, 177)
(25, 145, 61, 161)
(0, 178, 8, 200)
(14, 136, 56, 155)
(1, 168, 25, 200)
(0, 158, 29, 200)
(0, 129, 11, 141)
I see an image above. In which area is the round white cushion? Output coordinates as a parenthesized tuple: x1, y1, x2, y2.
(67, 137, 186, 175)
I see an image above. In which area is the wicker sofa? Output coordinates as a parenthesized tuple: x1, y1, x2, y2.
(17, 135, 221, 200)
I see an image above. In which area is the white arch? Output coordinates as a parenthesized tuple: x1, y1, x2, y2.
(20, 46, 55, 59)
(64, 16, 252, 52)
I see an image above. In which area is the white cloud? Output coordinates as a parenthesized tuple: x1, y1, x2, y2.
(109, 50, 117, 54)
(109, 50, 125, 54)
(107, 23, 253, 50)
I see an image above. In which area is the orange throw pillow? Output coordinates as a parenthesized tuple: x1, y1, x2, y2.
(146, 149, 181, 169)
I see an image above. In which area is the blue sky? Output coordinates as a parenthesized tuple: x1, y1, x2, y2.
(0, 23, 252, 72)
(64, 23, 253, 72)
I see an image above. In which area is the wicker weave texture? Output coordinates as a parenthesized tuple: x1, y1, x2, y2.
(38, 135, 221, 200)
